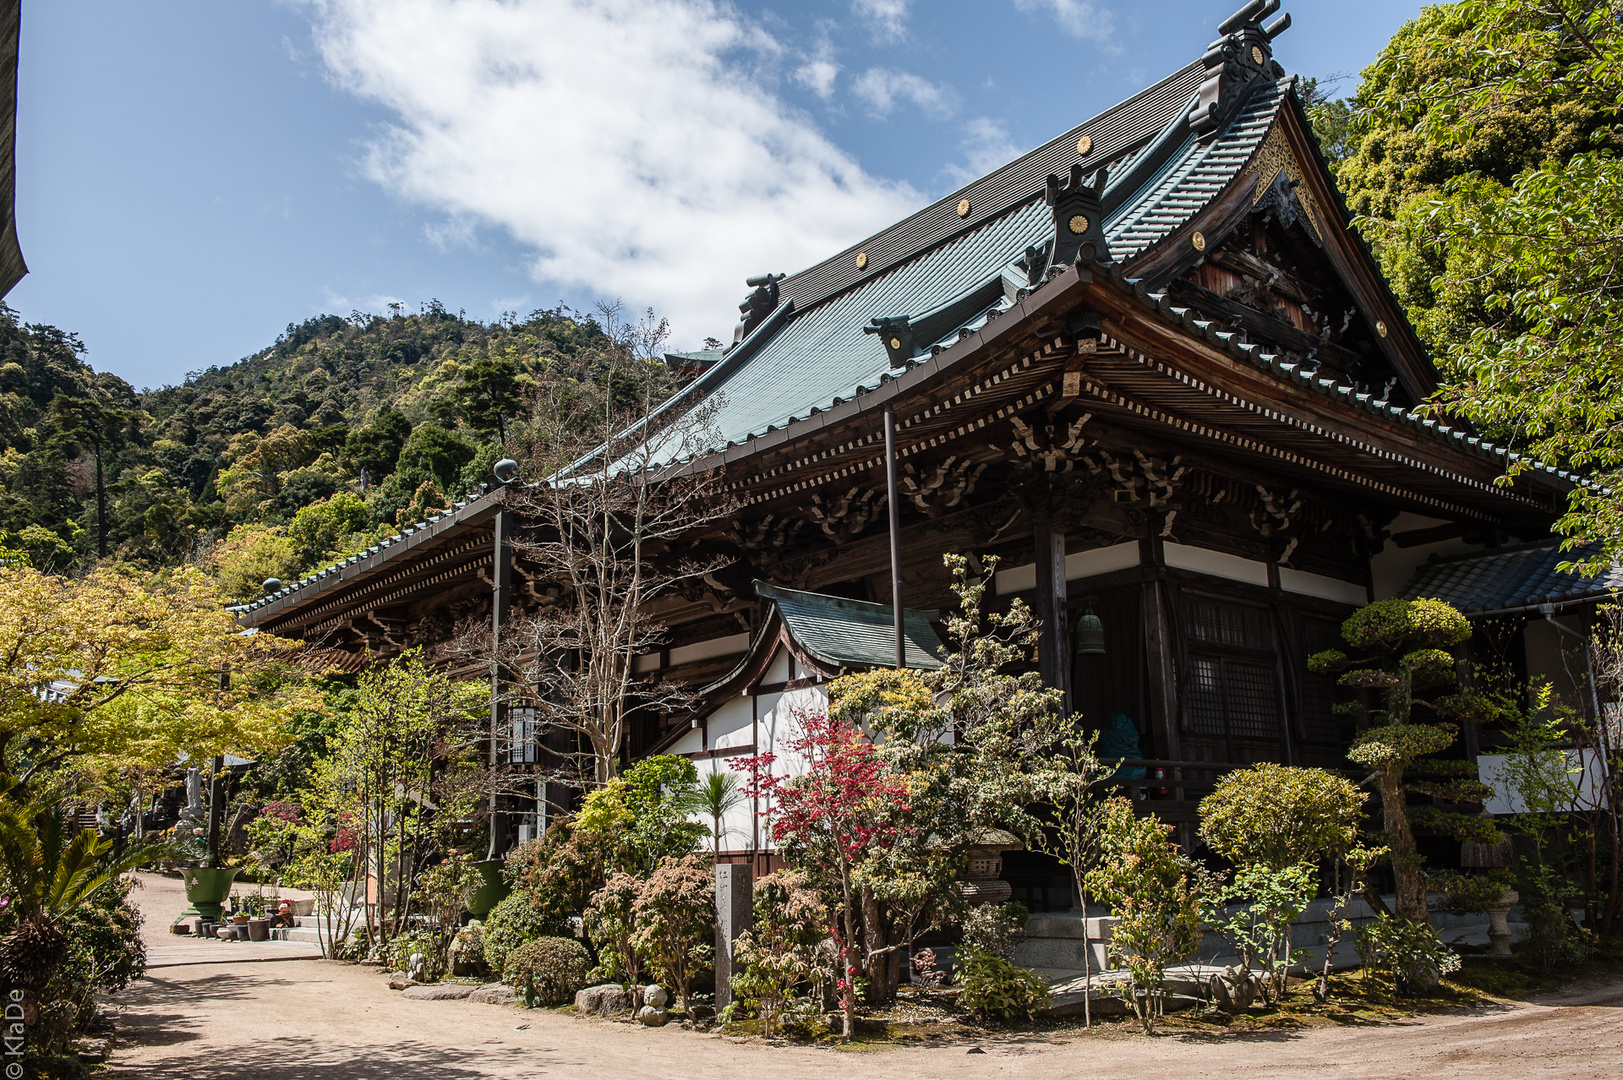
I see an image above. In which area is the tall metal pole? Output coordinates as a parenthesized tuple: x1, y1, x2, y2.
(883, 403, 905, 669)
(204, 664, 229, 868)
(487, 508, 511, 859)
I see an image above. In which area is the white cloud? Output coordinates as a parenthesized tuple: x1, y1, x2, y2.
(795, 37, 840, 100)
(1012, 0, 1114, 41)
(298, 0, 920, 343)
(796, 57, 839, 98)
(945, 117, 1024, 185)
(423, 215, 479, 251)
(852, 0, 910, 40)
(851, 67, 955, 118)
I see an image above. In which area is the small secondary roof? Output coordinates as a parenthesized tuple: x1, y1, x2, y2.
(757, 582, 943, 671)
(1403, 542, 1623, 617)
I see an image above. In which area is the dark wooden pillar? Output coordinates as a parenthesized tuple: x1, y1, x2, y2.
(883, 403, 905, 668)
(1033, 514, 1072, 714)
(1142, 575, 1181, 763)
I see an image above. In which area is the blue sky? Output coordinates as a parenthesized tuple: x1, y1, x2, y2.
(8, 0, 1426, 390)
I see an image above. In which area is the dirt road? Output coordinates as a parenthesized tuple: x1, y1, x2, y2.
(102, 957, 1622, 1080)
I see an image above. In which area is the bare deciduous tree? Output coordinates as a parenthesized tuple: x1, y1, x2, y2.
(451, 305, 733, 797)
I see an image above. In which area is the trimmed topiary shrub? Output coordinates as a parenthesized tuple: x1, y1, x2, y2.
(483, 891, 563, 977)
(504, 936, 592, 1007)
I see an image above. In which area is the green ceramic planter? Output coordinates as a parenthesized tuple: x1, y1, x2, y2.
(467, 859, 509, 917)
(177, 866, 238, 921)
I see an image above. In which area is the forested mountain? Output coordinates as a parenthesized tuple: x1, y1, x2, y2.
(0, 300, 643, 598)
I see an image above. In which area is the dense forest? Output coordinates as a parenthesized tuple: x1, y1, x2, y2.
(0, 300, 646, 599)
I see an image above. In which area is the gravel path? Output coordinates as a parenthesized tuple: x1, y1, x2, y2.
(107, 877, 1623, 1080)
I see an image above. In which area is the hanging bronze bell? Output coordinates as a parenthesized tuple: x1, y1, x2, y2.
(1074, 608, 1106, 655)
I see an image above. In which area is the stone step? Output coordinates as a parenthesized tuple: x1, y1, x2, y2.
(269, 925, 326, 946)
(1044, 989, 1201, 1019)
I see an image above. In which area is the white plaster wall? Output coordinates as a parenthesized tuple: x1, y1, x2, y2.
(1162, 542, 1269, 586)
(1370, 512, 1493, 600)
(695, 754, 764, 854)
(1278, 566, 1368, 606)
(995, 541, 1141, 594)
(1523, 614, 1593, 711)
(665, 727, 703, 755)
(669, 631, 751, 667)
(704, 695, 754, 751)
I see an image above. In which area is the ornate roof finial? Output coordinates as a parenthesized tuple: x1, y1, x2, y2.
(732, 272, 786, 346)
(1191, 0, 1291, 138)
(1045, 163, 1111, 268)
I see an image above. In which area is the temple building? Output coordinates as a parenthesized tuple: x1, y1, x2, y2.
(238, 2, 1609, 893)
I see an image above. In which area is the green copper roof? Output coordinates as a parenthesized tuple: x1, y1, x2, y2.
(757, 582, 944, 671)
(618, 75, 1290, 471)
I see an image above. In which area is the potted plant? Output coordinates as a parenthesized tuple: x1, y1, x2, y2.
(179, 865, 239, 921)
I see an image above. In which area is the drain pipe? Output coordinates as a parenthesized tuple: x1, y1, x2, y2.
(1540, 603, 1603, 720)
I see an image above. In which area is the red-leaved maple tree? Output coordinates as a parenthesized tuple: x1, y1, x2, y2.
(740, 708, 909, 1040)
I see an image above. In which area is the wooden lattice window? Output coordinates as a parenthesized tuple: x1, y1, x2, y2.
(1186, 598, 1271, 650)
(1187, 657, 1283, 740)
(508, 706, 539, 765)
(1182, 596, 1285, 748)
(1299, 617, 1345, 744)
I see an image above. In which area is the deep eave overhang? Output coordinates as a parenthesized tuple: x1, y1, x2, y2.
(0, 0, 26, 297)
(239, 486, 505, 632)
(671, 260, 1569, 525)
(1123, 97, 1436, 406)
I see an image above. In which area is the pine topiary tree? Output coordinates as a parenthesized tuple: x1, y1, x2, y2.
(1308, 598, 1498, 925)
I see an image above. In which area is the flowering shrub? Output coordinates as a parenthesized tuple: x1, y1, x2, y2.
(1086, 797, 1202, 1033)
(246, 801, 305, 869)
(726, 870, 828, 1035)
(958, 902, 1028, 959)
(503, 823, 605, 930)
(1355, 913, 1462, 993)
(583, 871, 642, 985)
(741, 709, 910, 1041)
(389, 928, 443, 981)
(631, 854, 715, 1015)
(450, 923, 487, 977)
(260, 800, 303, 822)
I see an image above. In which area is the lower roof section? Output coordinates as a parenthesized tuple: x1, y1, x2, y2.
(1403, 541, 1622, 617)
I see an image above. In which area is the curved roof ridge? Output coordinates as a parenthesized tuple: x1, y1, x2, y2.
(773, 60, 1207, 316)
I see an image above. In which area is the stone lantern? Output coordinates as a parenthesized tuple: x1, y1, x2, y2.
(953, 828, 1024, 907)
(1461, 824, 1517, 959)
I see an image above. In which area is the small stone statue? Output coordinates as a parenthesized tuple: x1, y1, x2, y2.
(408, 952, 427, 984)
(181, 768, 204, 822)
(1208, 965, 1257, 1013)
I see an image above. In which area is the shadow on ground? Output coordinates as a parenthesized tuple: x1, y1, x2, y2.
(111, 1034, 544, 1080)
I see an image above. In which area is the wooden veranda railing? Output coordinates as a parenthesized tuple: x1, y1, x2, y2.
(1102, 759, 1250, 823)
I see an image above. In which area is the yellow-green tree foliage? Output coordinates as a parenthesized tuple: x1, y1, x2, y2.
(1198, 763, 1365, 871)
(0, 565, 319, 786)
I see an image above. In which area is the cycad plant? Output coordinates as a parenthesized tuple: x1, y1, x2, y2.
(0, 786, 165, 1003)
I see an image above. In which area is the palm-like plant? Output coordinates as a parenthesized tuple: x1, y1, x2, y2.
(693, 771, 742, 857)
(0, 791, 165, 995)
